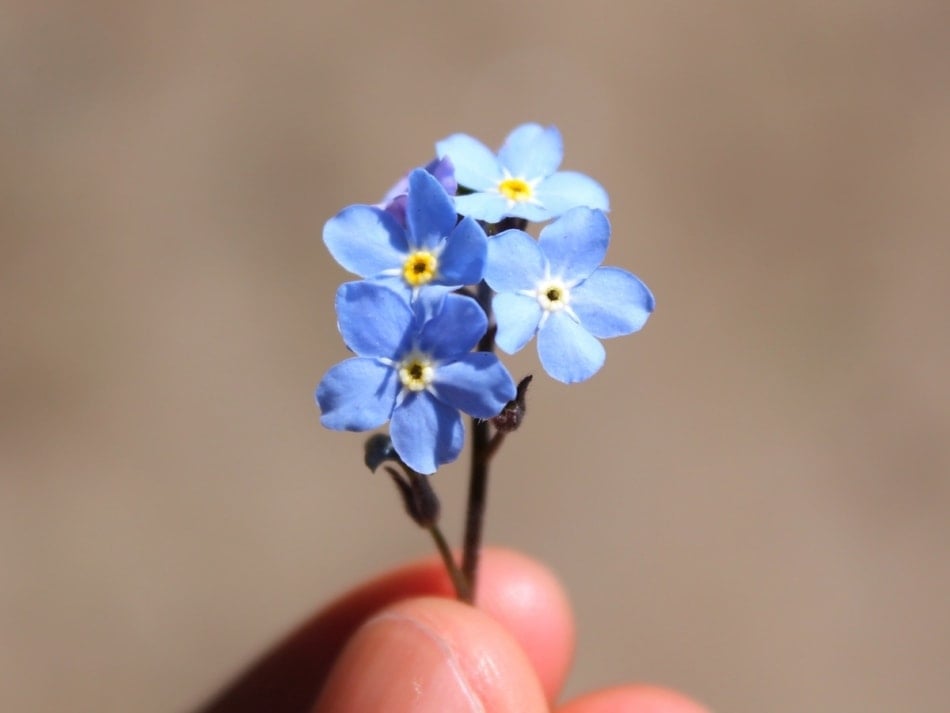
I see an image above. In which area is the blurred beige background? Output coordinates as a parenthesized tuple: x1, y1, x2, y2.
(2, 2, 948, 711)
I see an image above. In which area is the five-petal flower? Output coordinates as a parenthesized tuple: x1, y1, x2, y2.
(436, 123, 609, 223)
(483, 207, 654, 383)
(316, 282, 516, 474)
(324, 168, 486, 300)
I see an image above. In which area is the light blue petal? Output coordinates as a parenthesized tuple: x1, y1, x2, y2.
(492, 293, 542, 354)
(484, 229, 546, 293)
(316, 358, 398, 430)
(436, 133, 502, 191)
(335, 282, 414, 358)
(391, 392, 464, 474)
(417, 293, 487, 358)
(537, 312, 606, 383)
(571, 267, 655, 338)
(436, 217, 487, 286)
(451, 192, 511, 223)
(406, 169, 459, 250)
(503, 200, 554, 223)
(323, 205, 409, 277)
(498, 123, 563, 179)
(535, 171, 610, 216)
(433, 353, 516, 418)
(538, 207, 609, 282)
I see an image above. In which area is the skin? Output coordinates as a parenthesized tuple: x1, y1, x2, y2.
(197, 549, 709, 713)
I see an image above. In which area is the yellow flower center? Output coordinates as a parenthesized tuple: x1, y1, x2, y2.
(398, 354, 434, 392)
(402, 251, 438, 286)
(498, 177, 533, 203)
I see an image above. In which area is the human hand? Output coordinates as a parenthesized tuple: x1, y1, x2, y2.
(198, 549, 708, 713)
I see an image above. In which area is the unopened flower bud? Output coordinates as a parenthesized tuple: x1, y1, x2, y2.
(491, 374, 533, 433)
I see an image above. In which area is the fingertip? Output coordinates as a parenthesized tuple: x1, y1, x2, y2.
(476, 548, 575, 702)
(312, 596, 548, 713)
(558, 685, 711, 713)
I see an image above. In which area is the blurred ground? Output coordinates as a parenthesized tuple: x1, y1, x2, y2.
(1, 2, 948, 712)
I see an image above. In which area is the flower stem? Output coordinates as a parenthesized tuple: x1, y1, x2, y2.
(460, 280, 498, 603)
(427, 523, 471, 601)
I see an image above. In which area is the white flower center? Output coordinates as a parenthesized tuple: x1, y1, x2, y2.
(535, 278, 571, 312)
(398, 352, 435, 392)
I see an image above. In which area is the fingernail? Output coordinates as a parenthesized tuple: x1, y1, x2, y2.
(312, 609, 483, 713)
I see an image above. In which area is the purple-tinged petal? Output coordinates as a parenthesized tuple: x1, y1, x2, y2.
(323, 206, 409, 277)
(484, 229, 546, 293)
(417, 293, 487, 359)
(535, 171, 610, 216)
(335, 282, 414, 358)
(381, 194, 410, 227)
(537, 312, 605, 383)
(571, 267, 655, 338)
(428, 156, 457, 196)
(316, 358, 398, 431)
(432, 353, 516, 418)
(436, 134, 502, 191)
(492, 293, 542, 354)
(538, 207, 610, 282)
(380, 158, 457, 228)
(451, 192, 511, 223)
(391, 392, 464, 474)
(436, 217, 487, 286)
(498, 123, 563, 179)
(406, 169, 459, 250)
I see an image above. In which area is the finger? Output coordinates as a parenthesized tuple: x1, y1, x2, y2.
(557, 685, 711, 713)
(311, 596, 549, 712)
(196, 548, 573, 713)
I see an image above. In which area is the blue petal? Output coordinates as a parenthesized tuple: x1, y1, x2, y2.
(436, 133, 502, 191)
(535, 171, 610, 216)
(316, 358, 398, 430)
(323, 206, 409, 277)
(537, 312, 606, 383)
(498, 123, 563, 179)
(335, 281, 414, 358)
(417, 293, 487, 359)
(492, 293, 542, 354)
(484, 229, 546, 293)
(391, 392, 464, 474)
(538, 207, 609, 282)
(433, 353, 516, 418)
(406, 169, 459, 250)
(451, 192, 511, 223)
(571, 267, 655, 338)
(436, 217, 487, 286)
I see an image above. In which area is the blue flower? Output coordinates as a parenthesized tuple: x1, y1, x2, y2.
(436, 123, 609, 223)
(483, 207, 654, 384)
(316, 282, 516, 474)
(323, 168, 486, 300)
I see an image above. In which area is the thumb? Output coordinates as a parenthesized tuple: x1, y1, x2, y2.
(312, 596, 548, 713)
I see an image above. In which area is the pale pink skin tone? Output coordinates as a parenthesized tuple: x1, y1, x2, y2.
(198, 549, 709, 713)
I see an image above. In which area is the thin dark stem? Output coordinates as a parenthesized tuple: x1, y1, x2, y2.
(427, 523, 470, 601)
(460, 280, 498, 603)
(461, 415, 490, 603)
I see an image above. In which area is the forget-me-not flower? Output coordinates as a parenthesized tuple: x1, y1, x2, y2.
(323, 169, 486, 300)
(316, 282, 516, 474)
(483, 207, 654, 384)
(436, 123, 609, 223)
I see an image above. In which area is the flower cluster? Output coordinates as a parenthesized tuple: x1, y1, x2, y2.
(316, 123, 654, 474)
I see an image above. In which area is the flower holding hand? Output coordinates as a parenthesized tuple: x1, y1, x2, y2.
(194, 123, 710, 713)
